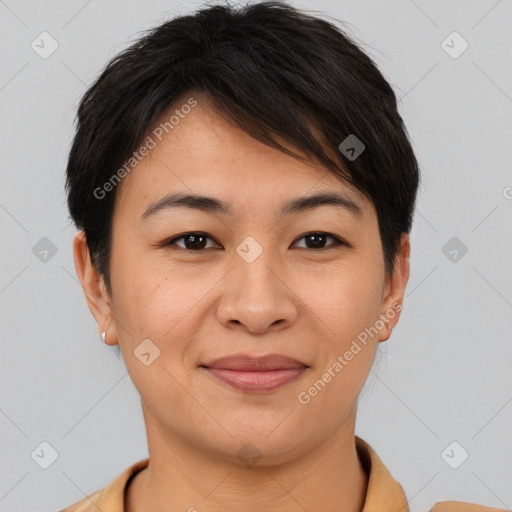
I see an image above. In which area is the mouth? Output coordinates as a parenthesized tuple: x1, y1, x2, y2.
(199, 354, 310, 392)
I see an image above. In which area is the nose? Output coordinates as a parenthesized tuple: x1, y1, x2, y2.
(215, 248, 299, 334)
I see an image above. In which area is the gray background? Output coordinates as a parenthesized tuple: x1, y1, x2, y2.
(0, 1, 511, 511)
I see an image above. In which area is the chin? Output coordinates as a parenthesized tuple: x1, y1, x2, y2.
(200, 419, 308, 466)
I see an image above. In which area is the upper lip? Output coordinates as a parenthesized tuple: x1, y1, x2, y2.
(200, 354, 309, 371)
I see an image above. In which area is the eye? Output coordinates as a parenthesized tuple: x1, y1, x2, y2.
(165, 232, 220, 251)
(292, 232, 346, 250)
(163, 231, 347, 252)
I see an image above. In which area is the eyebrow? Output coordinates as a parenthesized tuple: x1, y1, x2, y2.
(141, 191, 364, 221)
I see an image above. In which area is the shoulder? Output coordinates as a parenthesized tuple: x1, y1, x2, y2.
(57, 489, 104, 512)
(430, 500, 509, 511)
(56, 457, 149, 512)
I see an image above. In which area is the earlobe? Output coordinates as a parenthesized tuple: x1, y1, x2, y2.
(72, 230, 115, 344)
(378, 321, 393, 343)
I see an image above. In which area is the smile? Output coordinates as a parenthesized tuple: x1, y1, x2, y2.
(199, 353, 310, 392)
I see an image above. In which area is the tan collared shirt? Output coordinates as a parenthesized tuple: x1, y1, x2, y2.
(59, 436, 507, 512)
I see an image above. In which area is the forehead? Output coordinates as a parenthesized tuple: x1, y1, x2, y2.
(113, 93, 373, 219)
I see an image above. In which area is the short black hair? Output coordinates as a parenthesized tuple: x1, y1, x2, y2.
(65, 0, 420, 296)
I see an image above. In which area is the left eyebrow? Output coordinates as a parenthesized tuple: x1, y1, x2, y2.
(140, 191, 364, 221)
(278, 191, 363, 218)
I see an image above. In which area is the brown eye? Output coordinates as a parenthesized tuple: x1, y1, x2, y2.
(292, 232, 345, 250)
(164, 231, 346, 252)
(166, 232, 218, 251)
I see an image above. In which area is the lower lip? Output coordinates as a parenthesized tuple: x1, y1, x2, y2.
(202, 367, 307, 392)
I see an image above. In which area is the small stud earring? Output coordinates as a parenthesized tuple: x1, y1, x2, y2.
(101, 331, 106, 342)
(386, 323, 393, 334)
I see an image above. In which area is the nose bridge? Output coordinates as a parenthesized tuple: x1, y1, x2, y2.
(216, 234, 297, 332)
(232, 234, 281, 298)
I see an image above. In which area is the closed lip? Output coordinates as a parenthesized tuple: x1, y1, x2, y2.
(199, 353, 309, 371)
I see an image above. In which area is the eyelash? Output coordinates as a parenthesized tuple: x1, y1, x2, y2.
(163, 231, 347, 252)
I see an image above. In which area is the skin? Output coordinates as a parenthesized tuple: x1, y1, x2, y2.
(73, 91, 410, 512)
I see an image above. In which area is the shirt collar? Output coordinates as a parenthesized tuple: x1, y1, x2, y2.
(356, 436, 409, 512)
(85, 436, 408, 512)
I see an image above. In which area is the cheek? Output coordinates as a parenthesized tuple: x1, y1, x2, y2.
(301, 262, 383, 338)
(297, 263, 382, 397)
(114, 273, 189, 343)
(295, 272, 380, 419)
(111, 253, 224, 356)
(110, 264, 200, 415)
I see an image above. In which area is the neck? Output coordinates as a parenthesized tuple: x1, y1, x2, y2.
(126, 417, 368, 512)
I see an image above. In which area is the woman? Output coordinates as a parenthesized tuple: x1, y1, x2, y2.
(60, 2, 506, 511)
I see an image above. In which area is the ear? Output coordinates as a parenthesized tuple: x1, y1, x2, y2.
(72, 230, 118, 346)
(378, 232, 410, 342)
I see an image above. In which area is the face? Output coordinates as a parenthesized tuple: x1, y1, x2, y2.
(74, 91, 409, 466)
